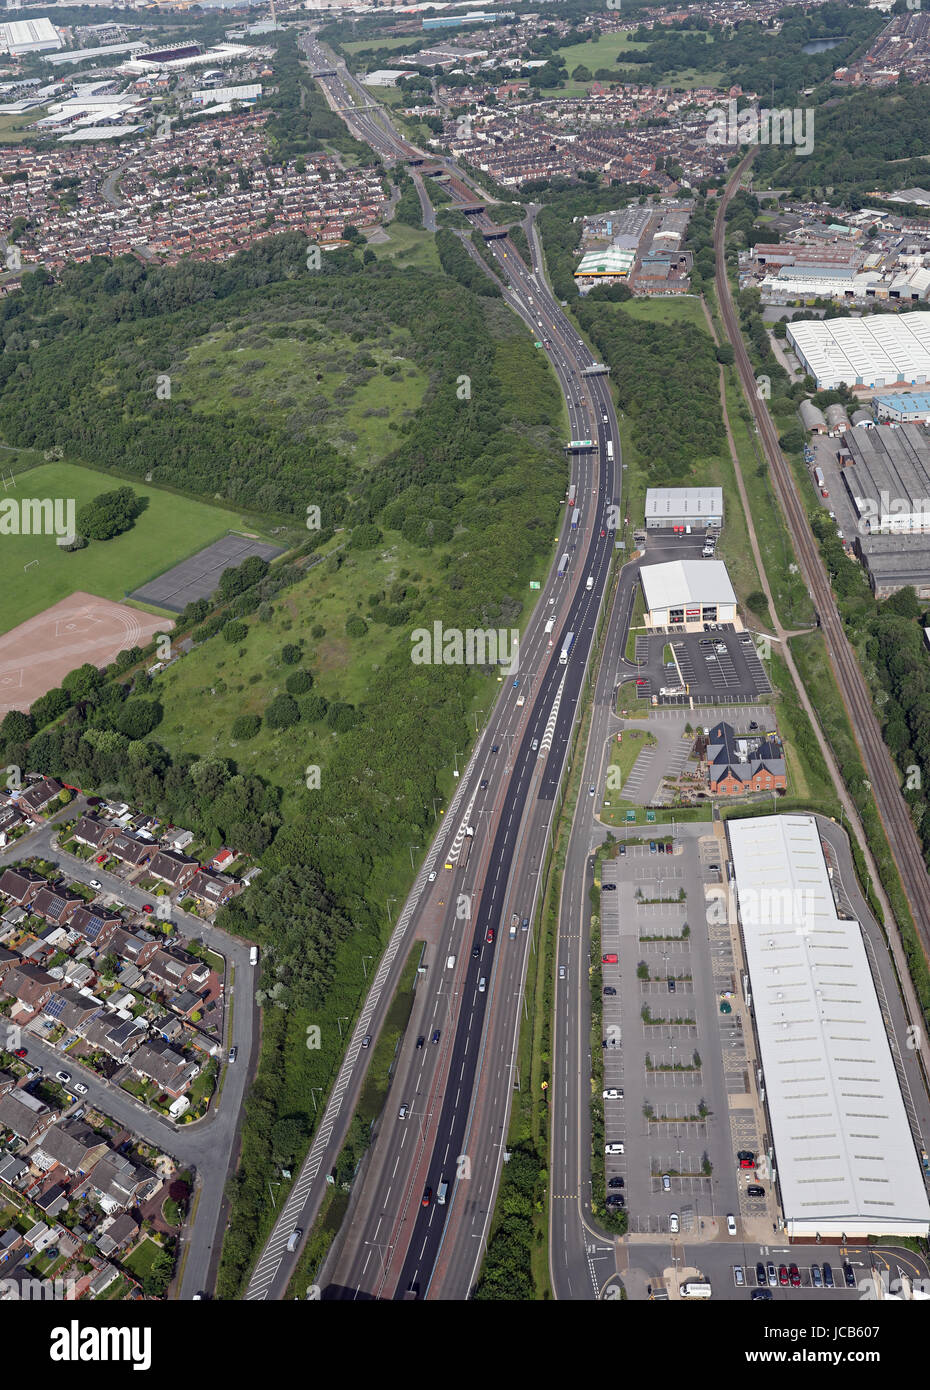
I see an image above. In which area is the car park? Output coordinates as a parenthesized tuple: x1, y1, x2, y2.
(823, 1263, 834, 1288)
(727, 1214, 737, 1236)
(734, 1266, 745, 1286)
(778, 1266, 789, 1287)
(602, 953, 618, 964)
(844, 1263, 856, 1289)
(605, 1143, 624, 1154)
(811, 1264, 822, 1288)
(431, 1029, 441, 1044)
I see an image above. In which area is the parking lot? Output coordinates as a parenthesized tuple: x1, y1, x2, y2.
(599, 826, 768, 1237)
(627, 626, 771, 705)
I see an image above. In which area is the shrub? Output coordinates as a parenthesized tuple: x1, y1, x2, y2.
(231, 714, 262, 740)
(285, 669, 313, 695)
(223, 621, 248, 644)
(345, 616, 367, 638)
(281, 643, 301, 665)
(265, 693, 300, 730)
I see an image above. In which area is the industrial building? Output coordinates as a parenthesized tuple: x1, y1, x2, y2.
(874, 391, 930, 423)
(640, 559, 739, 633)
(0, 17, 61, 54)
(727, 814, 930, 1241)
(787, 314, 930, 391)
(799, 399, 827, 433)
(644, 487, 723, 530)
(841, 422, 930, 534)
(855, 533, 930, 599)
(574, 246, 634, 282)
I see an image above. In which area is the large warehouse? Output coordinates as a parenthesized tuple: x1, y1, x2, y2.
(842, 421, 930, 533)
(787, 314, 930, 391)
(0, 17, 61, 54)
(644, 486, 723, 530)
(728, 814, 930, 1241)
(640, 558, 739, 632)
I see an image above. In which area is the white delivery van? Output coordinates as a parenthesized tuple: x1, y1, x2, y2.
(446, 955, 456, 970)
(249, 946, 259, 966)
(586, 576, 594, 591)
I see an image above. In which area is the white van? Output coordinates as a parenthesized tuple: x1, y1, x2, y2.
(249, 946, 259, 966)
(586, 576, 594, 591)
(437, 1179, 449, 1205)
(446, 954, 456, 970)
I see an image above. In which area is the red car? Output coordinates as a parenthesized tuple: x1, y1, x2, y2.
(602, 953, 618, 964)
(600, 528, 606, 537)
(13, 1047, 26, 1058)
(96, 854, 107, 864)
(421, 1187, 432, 1208)
(142, 904, 153, 914)
(739, 1157, 755, 1169)
(636, 679, 646, 686)
(789, 1264, 801, 1287)
(778, 1265, 789, 1287)
(486, 927, 495, 944)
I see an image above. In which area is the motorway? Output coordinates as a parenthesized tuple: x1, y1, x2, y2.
(239, 35, 624, 1302)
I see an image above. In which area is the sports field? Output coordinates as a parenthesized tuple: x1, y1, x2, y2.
(0, 463, 270, 635)
(0, 592, 171, 716)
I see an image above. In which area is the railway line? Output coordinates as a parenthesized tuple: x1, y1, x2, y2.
(715, 152, 930, 964)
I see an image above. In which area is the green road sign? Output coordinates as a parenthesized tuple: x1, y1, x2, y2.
(646, 810, 656, 823)
(535, 341, 542, 348)
(625, 810, 636, 823)
(530, 581, 541, 590)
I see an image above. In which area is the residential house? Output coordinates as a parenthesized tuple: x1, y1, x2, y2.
(146, 946, 209, 995)
(0, 1087, 56, 1141)
(95, 1212, 138, 1257)
(0, 803, 25, 845)
(0, 1155, 29, 1191)
(69, 905, 120, 949)
(147, 849, 198, 893)
(32, 1118, 109, 1177)
(88, 1261, 119, 1296)
(0, 946, 20, 984)
(1, 962, 60, 1018)
(106, 833, 152, 869)
(706, 721, 788, 796)
(80, 1012, 147, 1063)
(131, 1038, 199, 1098)
(0, 1071, 15, 1098)
(83, 1151, 157, 1212)
(0, 1227, 23, 1262)
(35, 1182, 68, 1220)
(162, 828, 194, 852)
(0, 866, 47, 907)
(109, 927, 159, 969)
(42, 987, 100, 1034)
(18, 777, 62, 820)
(187, 868, 240, 909)
(31, 886, 84, 928)
(70, 815, 118, 852)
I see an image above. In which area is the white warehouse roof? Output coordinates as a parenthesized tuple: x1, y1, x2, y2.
(728, 814, 930, 1239)
(644, 487, 723, 521)
(640, 559, 736, 611)
(787, 315, 930, 390)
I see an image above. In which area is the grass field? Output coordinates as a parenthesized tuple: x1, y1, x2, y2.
(370, 219, 440, 272)
(0, 107, 47, 142)
(0, 462, 271, 635)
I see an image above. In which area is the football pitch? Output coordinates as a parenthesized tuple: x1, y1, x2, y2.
(0, 462, 270, 635)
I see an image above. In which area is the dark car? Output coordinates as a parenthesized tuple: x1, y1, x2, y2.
(480, 779, 489, 790)
(747, 1185, 766, 1197)
(608, 1177, 625, 1189)
(416, 1036, 425, 1049)
(751, 1290, 773, 1301)
(844, 1263, 856, 1289)
(431, 1029, 441, 1044)
(667, 978, 676, 993)
(657, 841, 665, 854)
(789, 1264, 801, 1288)
(736, 1148, 755, 1161)
(490, 745, 499, 753)
(421, 1187, 432, 1208)
(603, 883, 617, 891)
(756, 1262, 767, 1286)
(823, 1263, 834, 1288)
(603, 986, 616, 996)
(472, 946, 480, 958)
(619, 844, 626, 855)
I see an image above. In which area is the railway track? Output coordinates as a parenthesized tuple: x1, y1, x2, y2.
(715, 152, 930, 970)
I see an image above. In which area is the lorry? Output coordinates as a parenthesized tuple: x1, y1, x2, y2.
(510, 913, 519, 938)
(544, 618, 555, 646)
(571, 507, 580, 530)
(567, 483, 577, 509)
(560, 631, 575, 665)
(814, 466, 825, 488)
(606, 440, 614, 461)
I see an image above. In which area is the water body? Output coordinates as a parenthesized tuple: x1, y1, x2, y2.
(802, 38, 847, 53)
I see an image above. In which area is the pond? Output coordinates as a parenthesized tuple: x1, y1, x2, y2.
(802, 38, 847, 53)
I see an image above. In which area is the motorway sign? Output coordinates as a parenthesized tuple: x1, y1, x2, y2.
(530, 581, 541, 589)
(535, 340, 542, 347)
(625, 810, 635, 823)
(646, 810, 656, 823)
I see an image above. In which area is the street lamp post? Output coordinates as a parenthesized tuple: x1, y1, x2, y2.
(408, 844, 420, 871)
(361, 954, 372, 980)
(386, 896, 397, 924)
